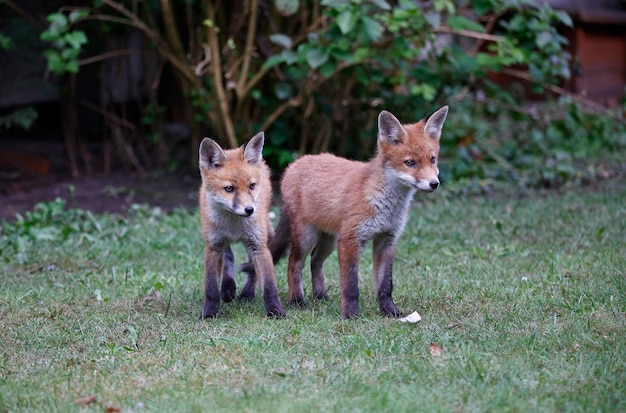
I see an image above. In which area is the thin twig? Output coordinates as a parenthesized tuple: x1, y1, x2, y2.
(79, 48, 157, 66)
(76, 98, 136, 130)
(3, 0, 44, 29)
(435, 26, 505, 42)
(501, 68, 626, 125)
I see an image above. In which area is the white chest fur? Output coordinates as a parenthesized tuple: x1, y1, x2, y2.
(358, 179, 415, 243)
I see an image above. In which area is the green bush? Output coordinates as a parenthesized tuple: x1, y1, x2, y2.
(26, 0, 626, 185)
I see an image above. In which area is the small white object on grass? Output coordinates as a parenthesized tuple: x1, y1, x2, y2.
(399, 311, 421, 323)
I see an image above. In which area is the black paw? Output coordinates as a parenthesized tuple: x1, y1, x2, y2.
(201, 300, 220, 319)
(238, 283, 256, 302)
(342, 301, 360, 319)
(221, 279, 237, 303)
(379, 299, 401, 317)
(288, 295, 307, 308)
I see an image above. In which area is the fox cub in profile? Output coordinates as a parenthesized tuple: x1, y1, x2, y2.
(242, 106, 448, 319)
(198, 132, 284, 319)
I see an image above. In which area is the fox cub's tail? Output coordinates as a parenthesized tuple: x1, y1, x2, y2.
(240, 205, 290, 277)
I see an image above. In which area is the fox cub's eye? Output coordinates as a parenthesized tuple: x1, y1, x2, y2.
(404, 159, 416, 168)
(224, 186, 234, 193)
(249, 183, 256, 190)
(430, 156, 437, 165)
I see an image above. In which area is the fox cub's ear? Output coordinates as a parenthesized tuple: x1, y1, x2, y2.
(423, 105, 449, 141)
(378, 111, 407, 144)
(199, 138, 226, 170)
(243, 131, 265, 164)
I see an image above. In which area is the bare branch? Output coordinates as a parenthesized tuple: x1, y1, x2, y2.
(194, 44, 212, 76)
(435, 26, 505, 43)
(236, 0, 258, 99)
(205, 0, 238, 148)
(160, 0, 187, 62)
(79, 49, 157, 66)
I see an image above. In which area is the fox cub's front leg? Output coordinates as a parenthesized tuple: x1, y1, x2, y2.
(250, 243, 285, 317)
(372, 235, 400, 317)
(202, 245, 223, 319)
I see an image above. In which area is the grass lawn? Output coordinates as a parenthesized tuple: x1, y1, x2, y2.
(1, 181, 624, 412)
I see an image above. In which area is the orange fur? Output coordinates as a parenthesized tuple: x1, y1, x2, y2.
(277, 107, 449, 318)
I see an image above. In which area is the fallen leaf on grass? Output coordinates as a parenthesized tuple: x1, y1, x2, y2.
(75, 395, 96, 406)
(399, 311, 421, 323)
(429, 342, 444, 358)
(105, 407, 121, 413)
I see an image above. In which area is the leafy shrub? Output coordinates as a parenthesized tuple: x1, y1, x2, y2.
(27, 0, 625, 187)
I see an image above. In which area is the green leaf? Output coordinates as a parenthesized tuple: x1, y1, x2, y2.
(472, 0, 494, 16)
(43, 49, 61, 64)
(64, 31, 88, 49)
(367, 0, 391, 10)
(447, 15, 484, 32)
(274, 82, 293, 100)
(361, 16, 382, 41)
(554, 10, 573, 27)
(305, 48, 328, 69)
(281, 49, 299, 65)
(68, 10, 89, 23)
(262, 54, 285, 69)
(353, 46, 370, 63)
(336, 10, 357, 34)
(47, 13, 68, 27)
(61, 47, 79, 59)
(329, 47, 354, 62)
(269, 33, 293, 49)
(40, 31, 57, 42)
(65, 60, 80, 73)
(423, 11, 441, 29)
(321, 0, 350, 8)
(319, 61, 335, 78)
(535, 31, 552, 48)
(409, 83, 436, 101)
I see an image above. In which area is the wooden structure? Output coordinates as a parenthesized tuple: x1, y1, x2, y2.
(543, 0, 626, 105)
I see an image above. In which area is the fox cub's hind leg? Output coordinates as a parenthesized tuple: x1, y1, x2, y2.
(238, 250, 257, 302)
(310, 232, 335, 300)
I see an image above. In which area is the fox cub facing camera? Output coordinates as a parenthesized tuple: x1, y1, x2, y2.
(198, 132, 284, 319)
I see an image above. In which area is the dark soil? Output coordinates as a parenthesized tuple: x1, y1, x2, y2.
(0, 170, 199, 222)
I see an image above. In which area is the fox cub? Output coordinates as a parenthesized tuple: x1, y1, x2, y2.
(198, 132, 284, 319)
(242, 106, 449, 318)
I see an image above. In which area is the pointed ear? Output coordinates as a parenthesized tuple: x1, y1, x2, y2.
(378, 110, 407, 144)
(243, 131, 265, 164)
(423, 105, 449, 141)
(199, 138, 226, 170)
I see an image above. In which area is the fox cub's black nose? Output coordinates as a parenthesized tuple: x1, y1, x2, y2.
(430, 181, 439, 190)
(244, 206, 254, 216)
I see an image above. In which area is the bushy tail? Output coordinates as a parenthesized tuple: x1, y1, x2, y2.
(239, 205, 290, 277)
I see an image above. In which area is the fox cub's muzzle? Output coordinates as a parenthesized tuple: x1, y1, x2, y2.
(416, 178, 440, 192)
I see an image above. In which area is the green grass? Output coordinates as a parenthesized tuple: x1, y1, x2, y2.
(1, 183, 625, 412)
